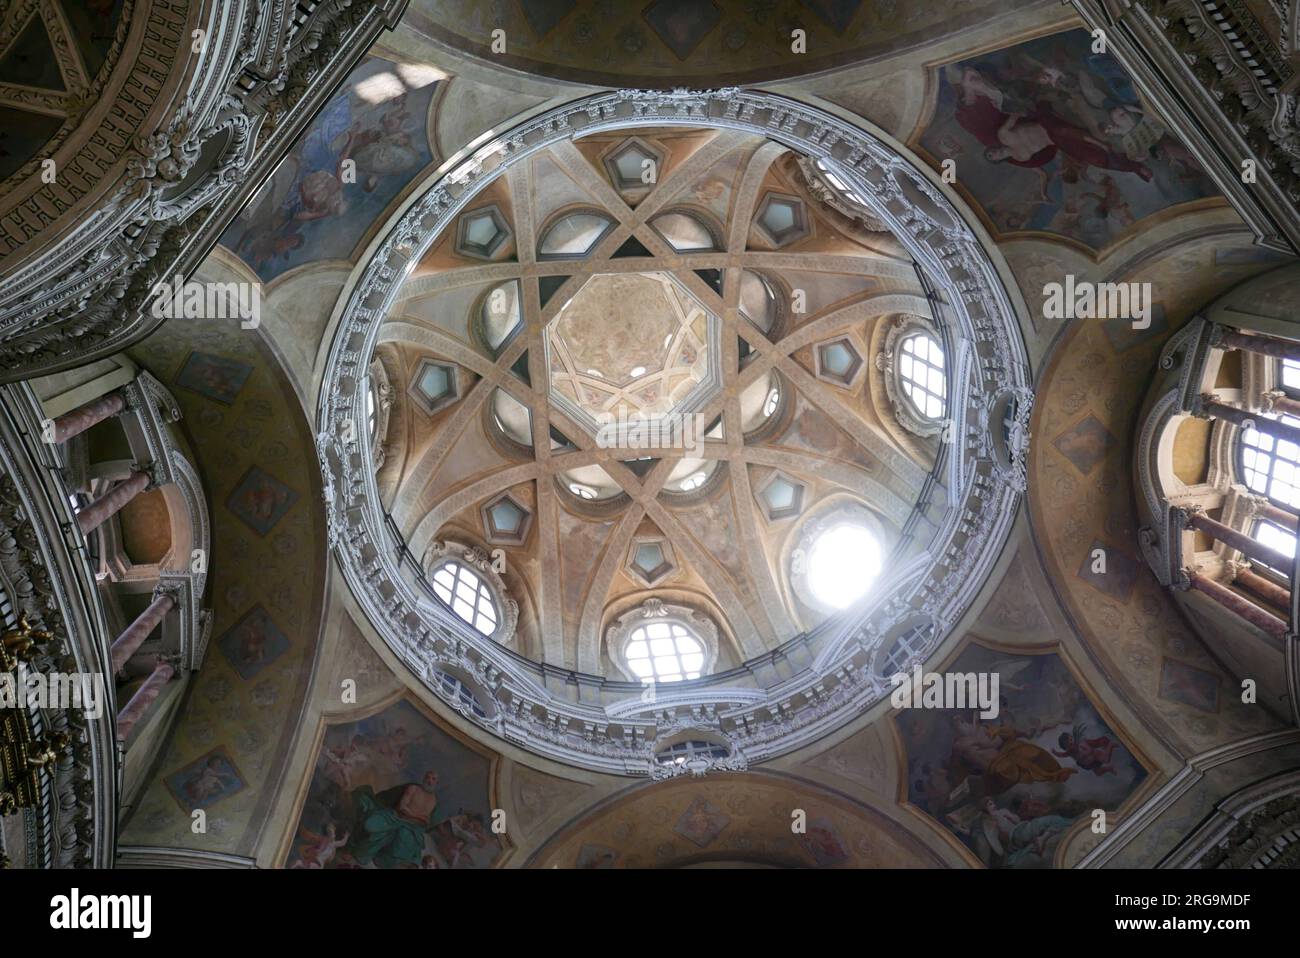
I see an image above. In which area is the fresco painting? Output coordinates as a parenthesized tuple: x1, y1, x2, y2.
(287, 698, 502, 868)
(223, 56, 440, 282)
(917, 29, 1217, 250)
(897, 645, 1146, 868)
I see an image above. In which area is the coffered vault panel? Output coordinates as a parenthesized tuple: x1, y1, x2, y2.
(317, 89, 1031, 778)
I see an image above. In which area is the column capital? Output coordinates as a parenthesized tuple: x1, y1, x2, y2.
(151, 581, 184, 606)
(1222, 558, 1252, 581)
(1190, 392, 1220, 418)
(130, 460, 167, 490)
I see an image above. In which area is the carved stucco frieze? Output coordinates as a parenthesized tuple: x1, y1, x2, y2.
(0, 0, 409, 381)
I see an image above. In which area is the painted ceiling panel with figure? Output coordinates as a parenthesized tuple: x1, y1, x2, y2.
(221, 55, 443, 283)
(897, 643, 1149, 869)
(914, 28, 1220, 253)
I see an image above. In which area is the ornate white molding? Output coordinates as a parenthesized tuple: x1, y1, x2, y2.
(0, 382, 116, 868)
(315, 89, 1030, 777)
(0, 0, 410, 381)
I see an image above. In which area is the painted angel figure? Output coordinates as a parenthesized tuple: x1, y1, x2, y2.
(1052, 723, 1121, 776)
(291, 823, 350, 868)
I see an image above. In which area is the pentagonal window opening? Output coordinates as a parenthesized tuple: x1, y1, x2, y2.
(481, 491, 533, 545)
(409, 359, 461, 415)
(602, 136, 666, 193)
(626, 534, 676, 587)
(456, 204, 513, 260)
(754, 191, 810, 247)
(814, 336, 864, 388)
(756, 470, 806, 521)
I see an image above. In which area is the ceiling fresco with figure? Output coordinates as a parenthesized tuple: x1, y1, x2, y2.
(286, 696, 506, 869)
(912, 28, 1221, 254)
(92, 0, 1300, 873)
(897, 642, 1150, 869)
(222, 55, 444, 284)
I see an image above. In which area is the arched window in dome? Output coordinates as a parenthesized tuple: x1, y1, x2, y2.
(538, 210, 615, 259)
(649, 210, 718, 252)
(899, 332, 946, 420)
(622, 620, 706, 682)
(806, 521, 883, 609)
(788, 506, 887, 615)
(654, 739, 731, 768)
(432, 669, 488, 719)
(881, 316, 947, 438)
(431, 560, 499, 636)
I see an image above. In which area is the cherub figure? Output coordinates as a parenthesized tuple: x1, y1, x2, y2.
(1053, 723, 1120, 776)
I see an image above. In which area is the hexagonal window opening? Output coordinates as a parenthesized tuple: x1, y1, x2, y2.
(456, 204, 512, 260)
(814, 336, 864, 388)
(409, 359, 461, 415)
(603, 137, 666, 193)
(627, 535, 676, 586)
(481, 491, 533, 545)
(756, 470, 806, 521)
(754, 192, 809, 247)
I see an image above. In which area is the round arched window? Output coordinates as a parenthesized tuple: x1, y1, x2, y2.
(430, 560, 499, 636)
(806, 521, 883, 609)
(623, 620, 706, 682)
(898, 332, 946, 420)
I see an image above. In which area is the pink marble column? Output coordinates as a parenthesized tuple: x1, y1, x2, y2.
(1188, 512, 1294, 576)
(115, 661, 175, 740)
(109, 593, 176, 673)
(1234, 568, 1291, 612)
(1254, 498, 1300, 533)
(52, 392, 125, 443)
(76, 470, 149, 535)
(1218, 328, 1300, 363)
(1189, 572, 1288, 640)
(1203, 399, 1300, 448)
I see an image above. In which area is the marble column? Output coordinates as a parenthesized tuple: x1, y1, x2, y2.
(1234, 567, 1291, 612)
(1264, 390, 1300, 419)
(1217, 327, 1300, 363)
(76, 470, 150, 535)
(109, 593, 176, 673)
(115, 660, 175, 741)
(1202, 399, 1300, 447)
(51, 392, 125, 443)
(1188, 512, 1295, 575)
(1251, 497, 1299, 532)
(1188, 572, 1287, 639)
